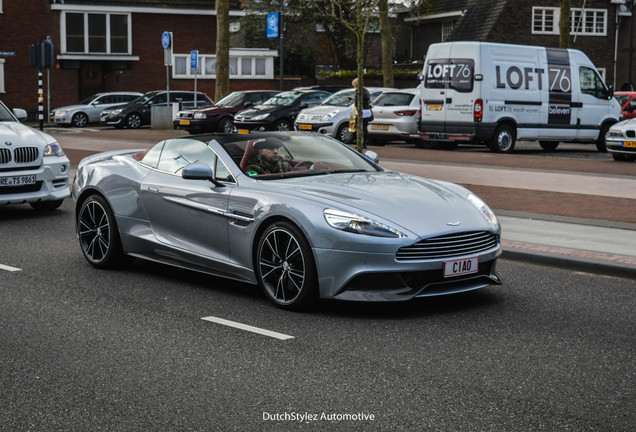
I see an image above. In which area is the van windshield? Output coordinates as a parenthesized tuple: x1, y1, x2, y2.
(423, 59, 474, 93)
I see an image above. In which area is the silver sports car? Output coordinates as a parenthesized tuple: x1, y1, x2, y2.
(72, 132, 502, 309)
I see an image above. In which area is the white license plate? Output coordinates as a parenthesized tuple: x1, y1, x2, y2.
(444, 257, 479, 278)
(0, 175, 36, 187)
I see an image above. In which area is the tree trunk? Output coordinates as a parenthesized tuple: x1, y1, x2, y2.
(215, 0, 230, 101)
(559, 0, 571, 48)
(379, 0, 394, 88)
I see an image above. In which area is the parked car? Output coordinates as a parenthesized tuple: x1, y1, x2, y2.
(605, 117, 636, 161)
(173, 90, 279, 134)
(368, 88, 421, 145)
(50, 92, 142, 127)
(293, 85, 349, 94)
(295, 87, 392, 143)
(233, 90, 329, 132)
(72, 132, 502, 310)
(615, 91, 636, 120)
(100, 90, 213, 129)
(0, 100, 70, 210)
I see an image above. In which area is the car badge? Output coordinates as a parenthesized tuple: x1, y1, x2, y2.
(446, 221, 462, 226)
(5, 141, 11, 146)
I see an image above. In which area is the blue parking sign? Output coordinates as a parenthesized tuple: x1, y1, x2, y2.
(267, 13, 279, 39)
(190, 50, 198, 69)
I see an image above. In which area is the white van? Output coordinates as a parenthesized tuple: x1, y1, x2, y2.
(414, 41, 622, 153)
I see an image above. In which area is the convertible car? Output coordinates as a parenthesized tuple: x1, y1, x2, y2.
(73, 132, 502, 309)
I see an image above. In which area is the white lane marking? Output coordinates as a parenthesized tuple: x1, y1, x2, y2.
(0, 263, 22, 272)
(201, 316, 294, 340)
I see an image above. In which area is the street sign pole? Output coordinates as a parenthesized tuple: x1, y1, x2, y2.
(162, 31, 172, 107)
(191, 50, 199, 106)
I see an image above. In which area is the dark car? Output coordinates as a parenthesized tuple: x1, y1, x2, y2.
(615, 91, 636, 120)
(233, 90, 330, 132)
(173, 90, 279, 134)
(293, 85, 349, 94)
(100, 90, 213, 129)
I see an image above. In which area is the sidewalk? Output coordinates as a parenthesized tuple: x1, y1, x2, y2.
(53, 128, 636, 279)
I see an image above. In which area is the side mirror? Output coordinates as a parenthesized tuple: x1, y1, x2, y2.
(606, 84, 614, 100)
(244, 102, 254, 108)
(363, 150, 379, 164)
(182, 162, 225, 187)
(12, 108, 27, 121)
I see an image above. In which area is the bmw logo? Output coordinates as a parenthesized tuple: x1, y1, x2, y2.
(4, 141, 11, 146)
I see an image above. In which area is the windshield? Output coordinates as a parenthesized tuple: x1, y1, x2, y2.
(263, 92, 302, 106)
(216, 132, 380, 179)
(321, 89, 355, 107)
(616, 94, 632, 105)
(79, 94, 100, 105)
(373, 92, 415, 107)
(215, 92, 245, 107)
(0, 101, 16, 122)
(131, 92, 159, 105)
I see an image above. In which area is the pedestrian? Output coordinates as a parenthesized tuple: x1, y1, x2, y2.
(352, 77, 373, 148)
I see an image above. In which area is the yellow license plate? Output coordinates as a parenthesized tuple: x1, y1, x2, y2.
(238, 129, 250, 134)
(427, 104, 442, 111)
(299, 124, 312, 130)
(179, 119, 190, 125)
(624, 141, 636, 148)
(372, 124, 389, 131)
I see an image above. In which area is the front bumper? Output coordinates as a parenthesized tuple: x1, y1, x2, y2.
(0, 156, 71, 205)
(234, 121, 273, 132)
(606, 137, 636, 156)
(100, 113, 125, 126)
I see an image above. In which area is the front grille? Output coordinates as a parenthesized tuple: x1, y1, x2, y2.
(14, 147, 39, 163)
(396, 231, 498, 261)
(177, 112, 194, 119)
(0, 148, 10, 164)
(626, 130, 635, 138)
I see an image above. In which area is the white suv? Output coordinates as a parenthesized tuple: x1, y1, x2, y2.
(0, 101, 70, 210)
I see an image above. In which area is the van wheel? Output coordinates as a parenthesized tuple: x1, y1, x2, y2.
(595, 124, 611, 152)
(539, 141, 559, 152)
(489, 124, 516, 153)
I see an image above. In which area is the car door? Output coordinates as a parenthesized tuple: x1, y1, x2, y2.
(574, 66, 611, 140)
(139, 138, 231, 262)
(87, 95, 115, 123)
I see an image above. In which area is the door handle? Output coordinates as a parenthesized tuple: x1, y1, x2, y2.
(147, 186, 159, 193)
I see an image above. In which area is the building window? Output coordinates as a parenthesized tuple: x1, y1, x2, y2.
(62, 12, 131, 54)
(172, 50, 275, 79)
(441, 20, 454, 42)
(571, 9, 607, 36)
(532, 7, 558, 35)
(0, 59, 5, 93)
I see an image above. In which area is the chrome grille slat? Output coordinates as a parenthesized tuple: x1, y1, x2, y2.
(0, 148, 10, 164)
(14, 147, 39, 163)
(396, 231, 498, 261)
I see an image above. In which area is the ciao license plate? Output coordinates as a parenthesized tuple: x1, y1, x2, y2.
(372, 124, 389, 131)
(0, 174, 36, 187)
(238, 129, 250, 134)
(298, 124, 313, 130)
(427, 104, 443, 111)
(444, 257, 479, 278)
(623, 141, 636, 148)
(179, 119, 190, 125)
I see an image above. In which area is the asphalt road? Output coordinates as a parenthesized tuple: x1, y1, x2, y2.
(0, 199, 634, 431)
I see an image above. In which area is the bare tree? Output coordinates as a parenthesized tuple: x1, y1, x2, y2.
(379, 0, 394, 87)
(559, 0, 571, 48)
(215, 0, 230, 101)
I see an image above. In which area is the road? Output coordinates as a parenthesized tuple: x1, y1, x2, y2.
(1, 174, 635, 430)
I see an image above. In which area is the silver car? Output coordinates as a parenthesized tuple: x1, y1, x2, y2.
(295, 87, 391, 143)
(1, 100, 70, 210)
(51, 92, 142, 127)
(606, 118, 636, 162)
(73, 132, 502, 310)
(368, 88, 421, 144)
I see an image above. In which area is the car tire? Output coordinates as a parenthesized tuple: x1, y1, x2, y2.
(29, 199, 64, 211)
(488, 124, 516, 153)
(77, 194, 133, 268)
(274, 120, 292, 131)
(72, 113, 88, 128)
(336, 123, 352, 143)
(126, 113, 143, 129)
(256, 221, 318, 310)
(596, 123, 611, 152)
(539, 141, 560, 152)
(218, 117, 234, 134)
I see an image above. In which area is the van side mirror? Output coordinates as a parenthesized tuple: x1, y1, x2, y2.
(606, 84, 614, 100)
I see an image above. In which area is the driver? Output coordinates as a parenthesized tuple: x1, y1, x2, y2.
(245, 140, 291, 175)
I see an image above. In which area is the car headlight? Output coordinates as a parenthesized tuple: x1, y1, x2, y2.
(252, 113, 270, 121)
(321, 110, 340, 121)
(43, 142, 65, 157)
(109, 108, 123, 115)
(194, 112, 207, 119)
(324, 209, 407, 238)
(467, 193, 498, 226)
(55, 110, 67, 116)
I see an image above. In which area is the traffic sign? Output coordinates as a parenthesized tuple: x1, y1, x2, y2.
(161, 31, 171, 48)
(267, 13, 279, 39)
(190, 50, 198, 69)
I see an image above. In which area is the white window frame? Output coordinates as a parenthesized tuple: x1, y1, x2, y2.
(441, 20, 454, 42)
(532, 7, 558, 35)
(173, 49, 276, 79)
(60, 11, 132, 55)
(0, 59, 5, 93)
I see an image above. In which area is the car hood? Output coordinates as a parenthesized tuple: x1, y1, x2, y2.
(614, 117, 636, 128)
(237, 105, 287, 118)
(299, 105, 349, 116)
(0, 122, 53, 147)
(271, 171, 495, 237)
(52, 104, 89, 112)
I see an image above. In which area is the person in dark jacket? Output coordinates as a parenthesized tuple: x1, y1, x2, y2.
(352, 78, 372, 147)
(244, 140, 291, 176)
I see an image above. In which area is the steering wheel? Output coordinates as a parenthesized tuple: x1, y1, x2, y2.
(293, 160, 314, 170)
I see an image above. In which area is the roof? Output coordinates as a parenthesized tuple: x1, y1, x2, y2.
(55, 0, 244, 9)
(447, 0, 509, 41)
